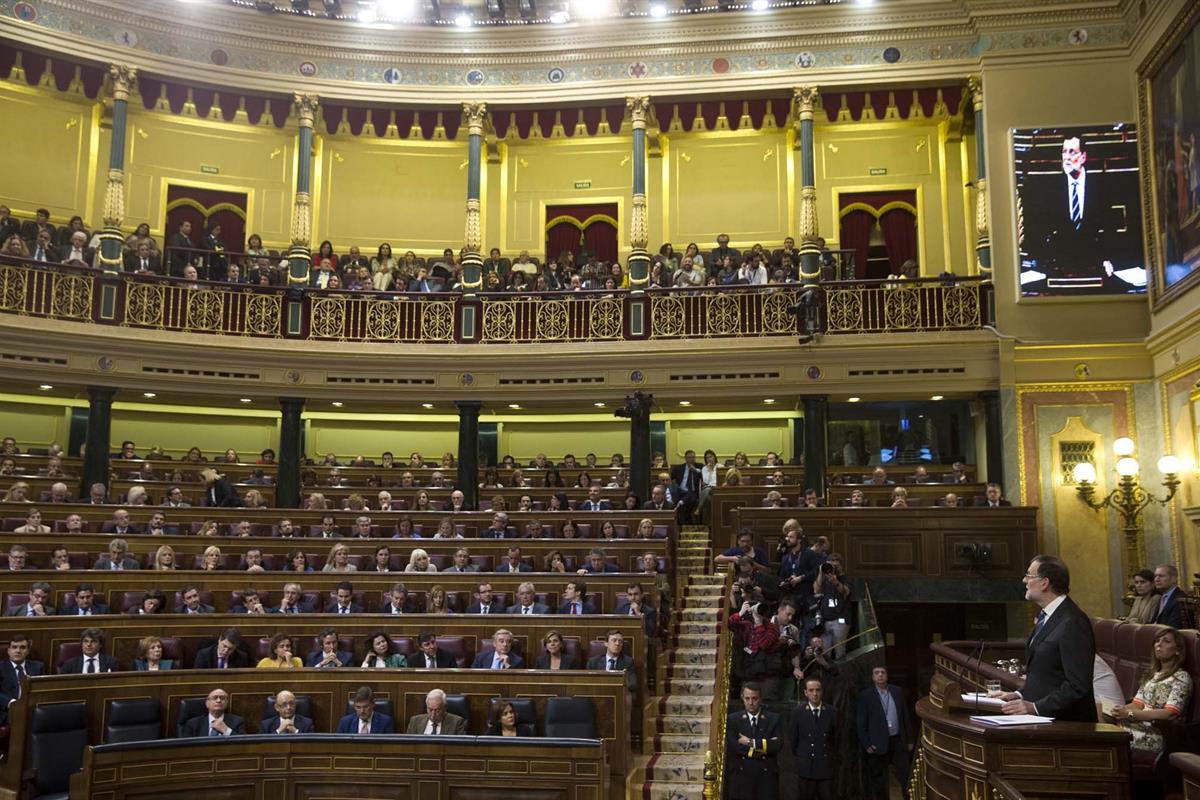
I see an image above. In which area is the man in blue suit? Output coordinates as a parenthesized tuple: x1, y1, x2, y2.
(856, 666, 913, 800)
(578, 485, 611, 511)
(471, 628, 525, 669)
(577, 547, 619, 575)
(260, 690, 315, 734)
(305, 627, 354, 668)
(506, 582, 550, 615)
(336, 686, 394, 734)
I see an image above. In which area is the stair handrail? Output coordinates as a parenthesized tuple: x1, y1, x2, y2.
(703, 567, 735, 800)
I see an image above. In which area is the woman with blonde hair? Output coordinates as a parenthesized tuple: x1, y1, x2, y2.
(243, 489, 266, 509)
(426, 584, 451, 614)
(405, 548, 438, 573)
(125, 485, 148, 506)
(323, 542, 357, 573)
(201, 545, 223, 571)
(890, 486, 909, 509)
(723, 468, 742, 487)
(304, 492, 329, 510)
(154, 544, 176, 571)
(2, 233, 30, 259)
(197, 519, 220, 537)
(3, 481, 31, 502)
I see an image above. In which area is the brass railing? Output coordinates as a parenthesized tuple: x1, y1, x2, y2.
(704, 569, 735, 800)
(0, 258, 993, 343)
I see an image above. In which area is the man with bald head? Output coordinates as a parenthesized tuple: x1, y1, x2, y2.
(260, 690, 314, 734)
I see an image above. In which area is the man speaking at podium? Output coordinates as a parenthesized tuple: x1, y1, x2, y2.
(995, 555, 1096, 722)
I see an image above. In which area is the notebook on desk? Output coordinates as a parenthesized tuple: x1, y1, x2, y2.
(970, 714, 1055, 726)
(960, 693, 1005, 709)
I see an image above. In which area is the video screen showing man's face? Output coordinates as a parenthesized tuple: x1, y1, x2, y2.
(1014, 124, 1147, 297)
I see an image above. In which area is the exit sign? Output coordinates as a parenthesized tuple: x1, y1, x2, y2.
(574, 180, 591, 189)
(200, 164, 220, 174)
(869, 167, 888, 176)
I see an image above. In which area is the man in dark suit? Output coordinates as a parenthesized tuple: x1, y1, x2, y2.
(174, 585, 215, 614)
(167, 220, 194, 276)
(672, 449, 705, 498)
(306, 627, 353, 668)
(193, 629, 251, 669)
(124, 241, 162, 274)
(272, 582, 312, 614)
(336, 686, 395, 733)
(578, 548, 619, 575)
(260, 690, 314, 734)
(100, 509, 140, 536)
(615, 582, 657, 636)
(180, 688, 245, 737)
(558, 580, 598, 615)
(60, 628, 120, 674)
(578, 485, 611, 511)
(471, 628, 525, 669)
(0, 205, 21, 245)
(973, 483, 1012, 508)
(1152, 564, 1185, 628)
(587, 630, 637, 691)
(498, 546, 533, 574)
(466, 583, 504, 615)
(21, 209, 55, 250)
(799, 489, 827, 509)
(856, 666, 913, 800)
(996, 555, 1096, 722)
(406, 688, 468, 734)
(5, 581, 55, 617)
(643, 484, 676, 512)
(792, 677, 837, 800)
(0, 634, 44, 724)
(59, 583, 109, 616)
(481, 513, 511, 539)
(863, 467, 894, 486)
(506, 582, 550, 615)
(725, 682, 781, 800)
(406, 632, 456, 668)
(324, 582, 364, 615)
(200, 468, 241, 507)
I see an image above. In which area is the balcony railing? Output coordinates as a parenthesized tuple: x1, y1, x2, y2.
(0, 257, 993, 343)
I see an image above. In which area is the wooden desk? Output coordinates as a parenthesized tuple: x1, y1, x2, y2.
(1171, 753, 1200, 800)
(72, 735, 610, 800)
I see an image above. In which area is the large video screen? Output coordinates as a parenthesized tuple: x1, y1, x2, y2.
(1014, 124, 1147, 297)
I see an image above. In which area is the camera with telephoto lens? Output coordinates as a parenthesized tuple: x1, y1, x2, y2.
(820, 561, 834, 574)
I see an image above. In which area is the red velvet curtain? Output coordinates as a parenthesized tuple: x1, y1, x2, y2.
(838, 211, 875, 280)
(879, 209, 918, 273)
(583, 221, 618, 264)
(546, 222, 581, 264)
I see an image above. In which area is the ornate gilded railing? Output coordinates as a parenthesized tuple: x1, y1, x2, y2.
(0, 258, 993, 343)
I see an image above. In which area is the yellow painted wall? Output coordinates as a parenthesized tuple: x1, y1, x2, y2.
(0, 400, 72, 451)
(498, 420, 629, 464)
(110, 407, 278, 459)
(305, 418, 457, 462)
(667, 418, 794, 463)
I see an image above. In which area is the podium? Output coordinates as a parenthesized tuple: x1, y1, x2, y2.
(916, 641, 1131, 800)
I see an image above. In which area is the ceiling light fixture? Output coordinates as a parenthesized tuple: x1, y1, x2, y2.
(548, 9, 569, 22)
(750, 0, 769, 10)
(848, 396, 861, 403)
(593, 402, 606, 407)
(38, 384, 53, 390)
(930, 395, 944, 401)
(508, 403, 522, 409)
(239, 398, 253, 403)
(331, 401, 344, 407)
(649, 3, 667, 17)
(763, 398, 777, 404)
(421, 403, 435, 409)
(143, 392, 157, 398)
(678, 401, 692, 407)
(454, 11, 473, 25)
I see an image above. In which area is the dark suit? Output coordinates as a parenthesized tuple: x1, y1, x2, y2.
(324, 602, 365, 615)
(4, 603, 55, 617)
(259, 713, 314, 734)
(671, 463, 705, 498)
(60, 653, 120, 674)
(615, 601, 658, 636)
(1153, 587, 1185, 628)
(506, 602, 550, 615)
(557, 600, 598, 615)
(582, 562, 619, 574)
(972, 498, 1012, 508)
(586, 653, 636, 691)
(406, 712, 466, 735)
(405, 649, 456, 669)
(167, 231, 194, 275)
(1021, 595, 1096, 721)
(578, 500, 611, 511)
(304, 650, 353, 668)
(497, 562, 532, 574)
(193, 645, 250, 669)
(643, 500, 672, 511)
(203, 477, 241, 508)
(173, 603, 216, 615)
(857, 683, 913, 800)
(792, 704, 837, 798)
(480, 527, 510, 539)
(471, 649, 525, 669)
(99, 522, 141, 534)
(534, 652, 579, 669)
(124, 252, 162, 274)
(466, 600, 504, 614)
(336, 712, 394, 734)
(59, 601, 110, 616)
(180, 713, 245, 737)
(725, 709, 781, 800)
(0, 659, 44, 722)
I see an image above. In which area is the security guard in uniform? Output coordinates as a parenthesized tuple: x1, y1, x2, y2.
(725, 682, 782, 800)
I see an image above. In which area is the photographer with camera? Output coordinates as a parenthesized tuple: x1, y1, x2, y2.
(717, 529, 770, 573)
(780, 533, 829, 601)
(727, 592, 782, 695)
(813, 553, 851, 657)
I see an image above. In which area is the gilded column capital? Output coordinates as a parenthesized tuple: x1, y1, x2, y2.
(793, 85, 819, 123)
(107, 64, 137, 103)
(463, 102, 488, 136)
(967, 75, 983, 111)
(293, 93, 319, 129)
(627, 95, 651, 130)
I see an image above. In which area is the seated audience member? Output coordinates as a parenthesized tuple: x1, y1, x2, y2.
(61, 513, 85, 534)
(257, 633, 303, 668)
(326, 581, 364, 614)
(890, 486, 909, 508)
(482, 512, 511, 539)
(261, 690, 315, 734)
(486, 701, 530, 737)
(180, 689, 245, 737)
(1110, 628, 1193, 756)
(427, 585, 451, 614)
(283, 550, 313, 573)
(14, 508, 50, 534)
(349, 516, 373, 538)
(716, 530, 770, 571)
(337, 686, 395, 734)
(365, 544, 392, 573)
(579, 485, 611, 511)
(559, 580, 597, 615)
(434, 519, 464, 541)
(1125, 569, 1158, 624)
(50, 545, 72, 571)
(407, 631, 456, 668)
(723, 468, 743, 487)
(507, 581, 550, 615)
(5, 581, 54, 617)
(324, 543, 357, 573)
(46, 482, 72, 503)
(407, 688, 467, 735)
(844, 489, 868, 507)
(273, 582, 311, 614)
(642, 551, 672, 611)
(578, 547, 619, 574)
(797, 488, 825, 509)
(467, 582, 503, 614)
(6, 544, 30, 571)
(381, 583, 412, 615)
(145, 511, 173, 536)
(308, 627, 353, 668)
(162, 486, 190, 508)
(200, 467, 242, 507)
(314, 515, 342, 539)
(0, 634, 44, 721)
(950, 462, 969, 483)
(60, 583, 109, 615)
(636, 518, 660, 540)
(200, 545, 224, 571)
(176, 585, 215, 614)
(275, 518, 297, 538)
(588, 630, 637, 691)
(909, 465, 931, 484)
(473, 628, 524, 669)
(939, 492, 960, 508)
(864, 467, 893, 485)
(86, 482, 108, 504)
(194, 629, 249, 668)
(975, 483, 1011, 507)
(616, 582, 657, 636)
(535, 630, 577, 670)
(102, 508, 139, 535)
(134, 635, 174, 671)
(501, 545, 532, 573)
(125, 485, 150, 506)
(60, 628, 120, 673)
(406, 548, 438, 573)
(94, 538, 139, 571)
(241, 548, 265, 572)
(1152, 564, 1184, 628)
(361, 630, 405, 668)
(136, 589, 167, 615)
(231, 587, 268, 615)
(447, 490, 468, 512)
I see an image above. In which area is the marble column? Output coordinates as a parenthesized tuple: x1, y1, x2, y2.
(456, 401, 482, 511)
(288, 93, 319, 288)
(277, 397, 305, 508)
(95, 65, 137, 273)
(81, 386, 116, 499)
(627, 96, 651, 290)
(802, 396, 828, 495)
(626, 391, 653, 504)
(794, 85, 821, 285)
(460, 102, 487, 292)
(968, 76, 991, 281)
(981, 390, 1003, 489)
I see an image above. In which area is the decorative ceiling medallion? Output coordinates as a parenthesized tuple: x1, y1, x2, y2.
(883, 47, 901, 63)
(97, 356, 115, 372)
(711, 57, 730, 74)
(299, 61, 317, 77)
(806, 365, 822, 380)
(13, 3, 37, 22)
(114, 28, 138, 47)
(796, 52, 816, 68)
(466, 69, 486, 86)
(382, 66, 402, 84)
(628, 62, 648, 79)
(547, 67, 565, 83)
(1068, 28, 1088, 46)
(210, 49, 229, 66)
(629, 370, 645, 384)
(459, 373, 475, 386)
(285, 369, 302, 384)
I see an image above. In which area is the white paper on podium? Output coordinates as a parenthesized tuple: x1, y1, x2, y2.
(960, 693, 1005, 709)
(970, 714, 1055, 726)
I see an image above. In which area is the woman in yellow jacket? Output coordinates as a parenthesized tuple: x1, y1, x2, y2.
(257, 632, 303, 668)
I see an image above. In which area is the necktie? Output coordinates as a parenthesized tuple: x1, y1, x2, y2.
(359, 719, 369, 734)
(1030, 610, 1047, 642)
(523, 607, 530, 614)
(209, 725, 221, 737)
(814, 707, 820, 720)
(1070, 183, 1082, 222)
(81, 609, 90, 615)
(340, 607, 348, 614)
(432, 721, 440, 735)
(608, 658, 616, 671)
(482, 605, 489, 614)
(572, 603, 579, 615)
(749, 716, 758, 735)
(35, 247, 43, 261)
(142, 259, 147, 270)
(218, 656, 226, 669)
(13, 663, 23, 698)
(427, 657, 434, 668)
(86, 657, 95, 674)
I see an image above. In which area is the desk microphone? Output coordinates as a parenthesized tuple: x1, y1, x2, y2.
(971, 639, 987, 697)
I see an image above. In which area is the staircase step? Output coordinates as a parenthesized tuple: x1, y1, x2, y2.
(640, 781, 706, 800)
(674, 633, 719, 649)
(645, 754, 708, 783)
(659, 694, 714, 716)
(654, 734, 708, 754)
(666, 678, 715, 695)
(657, 715, 711, 735)
(676, 608, 721, 620)
(686, 574, 725, 586)
(671, 648, 718, 664)
(673, 622, 719, 635)
(665, 662, 716, 681)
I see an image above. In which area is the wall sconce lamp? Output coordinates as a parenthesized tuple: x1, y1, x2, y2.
(1072, 437, 1180, 573)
